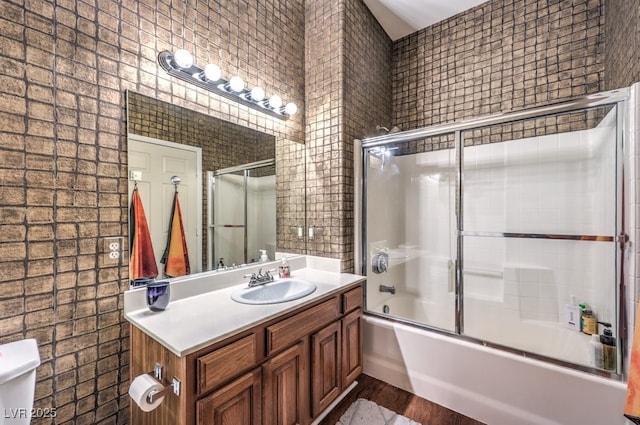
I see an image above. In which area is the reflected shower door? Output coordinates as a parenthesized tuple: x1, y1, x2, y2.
(245, 164, 276, 262)
(460, 106, 620, 370)
(212, 170, 246, 267)
(364, 137, 457, 332)
(209, 160, 276, 268)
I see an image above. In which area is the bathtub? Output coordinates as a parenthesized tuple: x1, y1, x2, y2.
(363, 313, 628, 425)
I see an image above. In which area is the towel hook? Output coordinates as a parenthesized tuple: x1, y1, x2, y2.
(170, 176, 181, 193)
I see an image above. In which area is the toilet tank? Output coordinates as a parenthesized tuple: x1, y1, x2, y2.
(0, 339, 41, 425)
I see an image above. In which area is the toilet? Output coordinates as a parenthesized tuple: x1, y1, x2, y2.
(0, 339, 41, 425)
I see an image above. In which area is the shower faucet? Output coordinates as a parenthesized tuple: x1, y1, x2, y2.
(379, 284, 396, 294)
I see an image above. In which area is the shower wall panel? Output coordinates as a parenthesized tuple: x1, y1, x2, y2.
(461, 113, 618, 368)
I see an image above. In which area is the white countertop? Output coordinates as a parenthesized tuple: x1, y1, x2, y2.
(124, 256, 365, 357)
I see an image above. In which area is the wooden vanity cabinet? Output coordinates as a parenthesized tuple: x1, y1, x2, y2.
(311, 285, 364, 416)
(262, 341, 310, 425)
(342, 308, 363, 387)
(130, 281, 364, 425)
(311, 321, 341, 416)
(197, 368, 262, 425)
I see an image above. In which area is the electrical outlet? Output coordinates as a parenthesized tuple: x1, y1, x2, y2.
(104, 237, 123, 264)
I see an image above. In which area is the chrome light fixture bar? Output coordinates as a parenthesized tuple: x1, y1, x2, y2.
(158, 50, 297, 120)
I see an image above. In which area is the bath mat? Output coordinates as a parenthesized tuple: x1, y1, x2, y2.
(336, 398, 421, 425)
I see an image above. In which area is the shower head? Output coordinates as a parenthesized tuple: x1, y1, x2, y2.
(376, 125, 401, 134)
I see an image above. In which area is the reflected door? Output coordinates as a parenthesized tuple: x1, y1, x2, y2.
(128, 135, 202, 275)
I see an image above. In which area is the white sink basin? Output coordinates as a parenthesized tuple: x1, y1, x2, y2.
(231, 278, 317, 305)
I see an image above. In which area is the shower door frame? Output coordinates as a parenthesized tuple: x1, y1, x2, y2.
(207, 158, 276, 268)
(357, 87, 630, 378)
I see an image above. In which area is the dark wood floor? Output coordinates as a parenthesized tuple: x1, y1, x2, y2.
(319, 374, 486, 425)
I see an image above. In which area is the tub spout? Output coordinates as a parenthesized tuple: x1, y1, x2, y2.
(379, 284, 396, 294)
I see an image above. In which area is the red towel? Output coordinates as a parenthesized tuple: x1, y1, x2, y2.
(161, 191, 190, 277)
(129, 188, 158, 280)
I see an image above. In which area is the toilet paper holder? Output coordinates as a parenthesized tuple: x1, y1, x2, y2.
(147, 363, 181, 404)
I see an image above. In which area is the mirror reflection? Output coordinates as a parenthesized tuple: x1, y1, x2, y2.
(126, 90, 277, 278)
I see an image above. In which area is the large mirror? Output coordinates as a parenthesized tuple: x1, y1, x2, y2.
(126, 90, 289, 278)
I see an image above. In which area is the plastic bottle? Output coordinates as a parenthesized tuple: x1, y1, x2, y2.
(564, 295, 580, 331)
(589, 333, 603, 369)
(601, 328, 616, 371)
(580, 304, 597, 335)
(279, 256, 290, 278)
(259, 250, 269, 262)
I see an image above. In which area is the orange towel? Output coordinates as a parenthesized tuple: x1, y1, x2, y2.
(129, 188, 158, 280)
(161, 191, 190, 277)
(626, 303, 640, 424)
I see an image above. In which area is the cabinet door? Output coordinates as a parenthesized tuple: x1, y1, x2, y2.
(342, 309, 363, 388)
(311, 321, 341, 417)
(263, 341, 310, 425)
(197, 368, 262, 425)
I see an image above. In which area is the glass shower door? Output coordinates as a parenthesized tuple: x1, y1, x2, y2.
(364, 136, 457, 332)
(460, 106, 620, 370)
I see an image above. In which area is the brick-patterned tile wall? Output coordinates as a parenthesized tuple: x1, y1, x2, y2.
(605, 0, 640, 90)
(392, 0, 605, 130)
(0, 1, 305, 424)
(304, 0, 343, 266)
(304, 0, 392, 272)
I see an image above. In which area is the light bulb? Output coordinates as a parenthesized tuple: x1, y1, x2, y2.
(250, 87, 265, 102)
(173, 49, 193, 69)
(268, 94, 282, 109)
(229, 76, 245, 92)
(204, 64, 221, 82)
(284, 102, 298, 115)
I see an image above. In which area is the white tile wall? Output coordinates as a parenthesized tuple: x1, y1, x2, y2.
(464, 116, 618, 321)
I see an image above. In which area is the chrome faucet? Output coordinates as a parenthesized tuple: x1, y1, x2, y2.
(244, 268, 276, 287)
(379, 284, 396, 294)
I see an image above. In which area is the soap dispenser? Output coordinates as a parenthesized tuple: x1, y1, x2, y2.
(279, 256, 290, 278)
(259, 250, 269, 263)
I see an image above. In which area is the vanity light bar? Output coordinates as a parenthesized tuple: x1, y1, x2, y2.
(158, 50, 297, 120)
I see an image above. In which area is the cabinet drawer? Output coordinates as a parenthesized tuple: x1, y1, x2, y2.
(266, 298, 340, 355)
(197, 334, 258, 395)
(342, 285, 363, 313)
